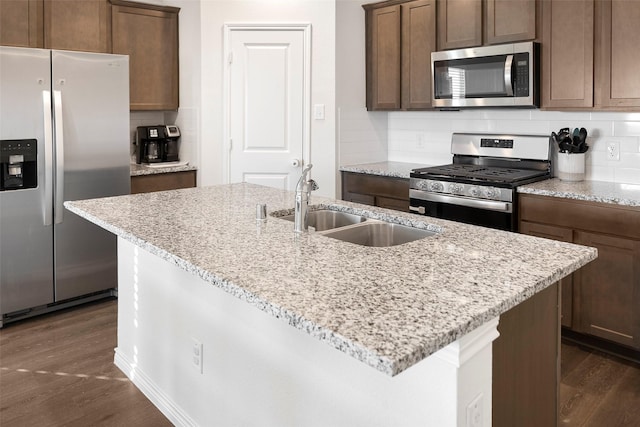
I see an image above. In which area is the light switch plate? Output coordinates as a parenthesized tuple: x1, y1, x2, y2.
(313, 104, 325, 120)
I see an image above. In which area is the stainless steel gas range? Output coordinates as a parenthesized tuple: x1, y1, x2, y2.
(409, 133, 552, 231)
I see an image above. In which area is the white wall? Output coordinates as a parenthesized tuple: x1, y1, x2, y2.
(199, 0, 337, 198)
(336, 0, 387, 176)
(387, 110, 640, 184)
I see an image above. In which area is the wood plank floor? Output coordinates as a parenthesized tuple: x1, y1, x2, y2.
(0, 299, 171, 427)
(560, 340, 640, 426)
(1, 298, 639, 426)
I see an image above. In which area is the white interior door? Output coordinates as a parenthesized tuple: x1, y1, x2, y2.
(225, 25, 310, 191)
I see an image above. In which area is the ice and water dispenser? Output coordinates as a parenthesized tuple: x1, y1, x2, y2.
(0, 139, 37, 191)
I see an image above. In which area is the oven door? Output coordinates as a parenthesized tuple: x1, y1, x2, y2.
(409, 190, 516, 231)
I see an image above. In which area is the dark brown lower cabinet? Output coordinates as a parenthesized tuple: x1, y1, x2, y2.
(130, 170, 196, 194)
(573, 231, 640, 348)
(519, 193, 640, 353)
(341, 171, 409, 212)
(493, 282, 559, 427)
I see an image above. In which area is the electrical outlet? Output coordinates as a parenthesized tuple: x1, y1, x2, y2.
(191, 337, 203, 374)
(466, 393, 483, 427)
(416, 133, 425, 149)
(607, 141, 620, 161)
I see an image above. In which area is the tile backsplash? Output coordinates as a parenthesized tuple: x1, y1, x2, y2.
(338, 107, 388, 166)
(384, 109, 640, 184)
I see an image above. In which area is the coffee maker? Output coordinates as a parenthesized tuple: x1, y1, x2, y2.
(1, 139, 37, 191)
(135, 125, 181, 164)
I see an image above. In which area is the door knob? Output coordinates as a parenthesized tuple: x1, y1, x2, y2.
(291, 159, 302, 167)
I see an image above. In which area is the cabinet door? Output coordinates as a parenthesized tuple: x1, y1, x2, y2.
(0, 0, 43, 48)
(366, 5, 401, 110)
(520, 221, 575, 328)
(437, 0, 482, 50)
(44, 0, 111, 53)
(401, 0, 436, 110)
(595, 0, 640, 108)
(574, 231, 640, 349)
(541, 0, 594, 109)
(485, 0, 536, 45)
(111, 2, 179, 111)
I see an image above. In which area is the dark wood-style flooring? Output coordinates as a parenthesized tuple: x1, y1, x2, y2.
(1, 299, 639, 426)
(560, 340, 640, 426)
(0, 299, 171, 426)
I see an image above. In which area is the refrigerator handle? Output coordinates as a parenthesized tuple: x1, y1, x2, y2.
(53, 90, 65, 224)
(42, 91, 53, 226)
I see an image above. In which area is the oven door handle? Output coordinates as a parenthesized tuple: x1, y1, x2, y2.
(410, 190, 513, 213)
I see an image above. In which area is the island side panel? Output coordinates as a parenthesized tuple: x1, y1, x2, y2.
(492, 281, 560, 427)
(114, 237, 498, 427)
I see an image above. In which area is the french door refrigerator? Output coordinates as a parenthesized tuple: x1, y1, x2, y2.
(0, 46, 130, 326)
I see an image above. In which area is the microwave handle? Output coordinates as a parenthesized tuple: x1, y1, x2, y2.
(504, 54, 514, 97)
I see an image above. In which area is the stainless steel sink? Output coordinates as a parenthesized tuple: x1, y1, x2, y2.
(278, 209, 367, 231)
(321, 221, 435, 247)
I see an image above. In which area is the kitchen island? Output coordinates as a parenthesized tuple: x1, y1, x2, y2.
(65, 183, 596, 426)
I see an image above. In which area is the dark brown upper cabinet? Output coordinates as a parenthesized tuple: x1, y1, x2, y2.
(0, 0, 44, 48)
(437, 0, 482, 50)
(594, 0, 640, 109)
(111, 0, 180, 111)
(541, 0, 594, 109)
(44, 0, 111, 53)
(1, 0, 111, 52)
(541, 0, 640, 110)
(364, 0, 436, 111)
(437, 0, 537, 50)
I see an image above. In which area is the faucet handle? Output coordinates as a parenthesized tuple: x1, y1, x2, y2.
(308, 179, 319, 191)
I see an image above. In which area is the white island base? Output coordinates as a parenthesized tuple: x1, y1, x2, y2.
(115, 238, 499, 427)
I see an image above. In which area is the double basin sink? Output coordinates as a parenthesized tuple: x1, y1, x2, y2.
(276, 208, 435, 247)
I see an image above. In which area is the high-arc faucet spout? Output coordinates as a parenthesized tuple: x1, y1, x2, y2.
(294, 163, 319, 233)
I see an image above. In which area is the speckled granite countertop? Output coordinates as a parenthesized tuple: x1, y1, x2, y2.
(519, 178, 640, 207)
(130, 162, 197, 177)
(339, 162, 427, 179)
(65, 183, 596, 376)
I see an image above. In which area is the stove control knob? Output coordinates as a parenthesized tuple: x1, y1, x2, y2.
(469, 186, 480, 197)
(483, 187, 498, 199)
(449, 183, 464, 194)
(429, 181, 444, 192)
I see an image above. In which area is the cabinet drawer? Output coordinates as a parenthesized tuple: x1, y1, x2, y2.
(131, 170, 196, 194)
(342, 172, 409, 200)
(519, 193, 640, 240)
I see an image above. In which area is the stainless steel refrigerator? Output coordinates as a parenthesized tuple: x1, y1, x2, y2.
(0, 47, 130, 326)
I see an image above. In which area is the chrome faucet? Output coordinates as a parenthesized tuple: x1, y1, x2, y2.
(294, 163, 319, 233)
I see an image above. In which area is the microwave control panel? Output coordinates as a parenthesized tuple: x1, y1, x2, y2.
(514, 53, 529, 97)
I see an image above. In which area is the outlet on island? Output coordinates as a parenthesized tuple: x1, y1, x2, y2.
(191, 337, 203, 374)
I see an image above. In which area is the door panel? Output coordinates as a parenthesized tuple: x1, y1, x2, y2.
(574, 231, 640, 349)
(0, 47, 54, 315)
(51, 50, 129, 301)
(228, 28, 308, 192)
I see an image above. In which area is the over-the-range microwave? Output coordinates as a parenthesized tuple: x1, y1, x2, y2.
(431, 41, 540, 109)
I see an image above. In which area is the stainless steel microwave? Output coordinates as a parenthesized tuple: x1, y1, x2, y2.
(431, 42, 539, 108)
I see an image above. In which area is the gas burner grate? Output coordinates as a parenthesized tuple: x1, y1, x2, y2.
(412, 164, 548, 184)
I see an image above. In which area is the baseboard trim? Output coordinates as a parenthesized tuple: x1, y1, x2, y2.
(114, 348, 196, 427)
(562, 328, 640, 365)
